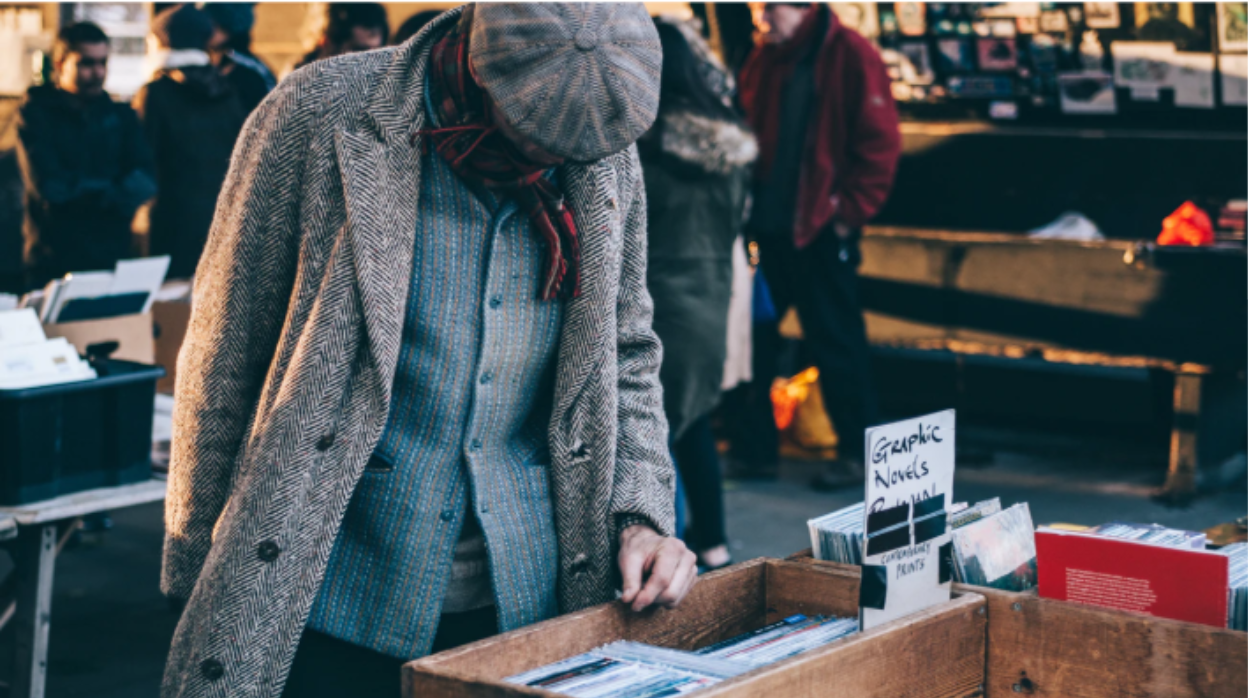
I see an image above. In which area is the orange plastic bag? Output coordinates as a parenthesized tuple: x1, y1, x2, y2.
(771, 367, 838, 458)
(1157, 201, 1214, 246)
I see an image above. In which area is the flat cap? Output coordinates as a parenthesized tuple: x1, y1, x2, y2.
(470, 3, 662, 162)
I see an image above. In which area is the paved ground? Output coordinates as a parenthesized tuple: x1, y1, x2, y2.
(2, 425, 1243, 697)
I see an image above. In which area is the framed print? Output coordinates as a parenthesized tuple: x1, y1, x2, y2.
(1219, 3, 1248, 52)
(937, 37, 976, 72)
(1084, 2, 1121, 29)
(978, 36, 1020, 70)
(899, 40, 937, 83)
(896, 2, 927, 36)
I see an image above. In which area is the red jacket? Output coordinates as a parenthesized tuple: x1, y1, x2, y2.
(740, 8, 902, 248)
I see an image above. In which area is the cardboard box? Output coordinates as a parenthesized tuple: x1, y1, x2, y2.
(43, 312, 154, 365)
(151, 300, 191, 394)
(405, 558, 987, 697)
(785, 550, 1248, 697)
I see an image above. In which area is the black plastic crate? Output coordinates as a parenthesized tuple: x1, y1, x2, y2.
(0, 359, 164, 505)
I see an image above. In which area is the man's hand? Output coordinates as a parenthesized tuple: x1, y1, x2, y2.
(618, 524, 698, 612)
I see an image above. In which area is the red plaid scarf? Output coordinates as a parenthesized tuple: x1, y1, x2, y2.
(415, 23, 580, 301)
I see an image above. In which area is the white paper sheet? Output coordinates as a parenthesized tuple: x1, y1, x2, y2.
(860, 410, 956, 631)
(112, 256, 171, 313)
(0, 309, 47, 348)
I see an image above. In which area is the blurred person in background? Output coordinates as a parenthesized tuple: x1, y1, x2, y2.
(294, 3, 389, 71)
(17, 21, 155, 289)
(640, 18, 756, 571)
(203, 2, 275, 113)
(392, 9, 443, 46)
(135, 4, 247, 279)
(737, 2, 901, 488)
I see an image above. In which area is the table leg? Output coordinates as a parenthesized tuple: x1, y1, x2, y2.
(1157, 370, 1202, 505)
(11, 524, 57, 698)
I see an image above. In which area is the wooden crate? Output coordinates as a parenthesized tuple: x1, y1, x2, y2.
(785, 550, 1248, 697)
(405, 558, 987, 697)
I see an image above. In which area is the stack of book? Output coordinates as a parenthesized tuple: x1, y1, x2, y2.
(1089, 522, 1207, 549)
(506, 614, 859, 697)
(1219, 542, 1247, 631)
(1036, 524, 1232, 628)
(808, 498, 1038, 592)
(806, 502, 864, 565)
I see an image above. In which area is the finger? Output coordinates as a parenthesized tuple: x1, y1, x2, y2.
(632, 543, 682, 612)
(618, 539, 655, 604)
(658, 552, 699, 608)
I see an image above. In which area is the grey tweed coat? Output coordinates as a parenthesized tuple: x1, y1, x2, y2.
(161, 9, 674, 697)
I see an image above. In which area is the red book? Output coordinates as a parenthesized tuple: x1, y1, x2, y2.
(1036, 528, 1230, 628)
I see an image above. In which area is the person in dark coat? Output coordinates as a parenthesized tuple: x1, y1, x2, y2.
(738, 2, 902, 489)
(640, 18, 757, 571)
(17, 22, 155, 289)
(293, 3, 389, 71)
(134, 5, 248, 279)
(203, 2, 274, 115)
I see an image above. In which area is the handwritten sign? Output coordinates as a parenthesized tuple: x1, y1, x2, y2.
(860, 409, 956, 630)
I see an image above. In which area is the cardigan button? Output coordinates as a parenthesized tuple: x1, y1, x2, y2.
(569, 553, 590, 577)
(316, 432, 335, 451)
(199, 659, 225, 681)
(257, 540, 281, 562)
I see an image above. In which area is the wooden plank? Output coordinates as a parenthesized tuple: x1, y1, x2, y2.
(786, 549, 1248, 698)
(406, 559, 984, 698)
(764, 558, 860, 622)
(976, 586, 1247, 698)
(701, 593, 986, 698)
(410, 561, 766, 684)
(0, 480, 166, 525)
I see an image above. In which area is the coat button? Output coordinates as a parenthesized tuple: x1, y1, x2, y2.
(440, 510, 454, 522)
(257, 540, 281, 562)
(316, 433, 335, 451)
(570, 442, 589, 459)
(199, 659, 225, 681)
(569, 553, 590, 577)
(489, 296, 503, 309)
(469, 439, 482, 451)
(480, 372, 493, 385)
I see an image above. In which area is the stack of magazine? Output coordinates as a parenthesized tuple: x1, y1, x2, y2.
(948, 501, 1038, 591)
(807, 497, 1038, 591)
(505, 614, 858, 697)
(1218, 542, 1247, 631)
(806, 502, 865, 565)
(1088, 522, 1207, 549)
(696, 614, 859, 667)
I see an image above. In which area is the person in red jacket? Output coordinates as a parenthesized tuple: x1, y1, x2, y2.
(738, 2, 901, 488)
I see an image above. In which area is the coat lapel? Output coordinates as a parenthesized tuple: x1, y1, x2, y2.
(552, 159, 617, 431)
(335, 8, 463, 372)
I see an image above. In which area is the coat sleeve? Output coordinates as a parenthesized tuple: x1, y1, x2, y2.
(162, 71, 319, 600)
(609, 147, 676, 540)
(831, 39, 902, 228)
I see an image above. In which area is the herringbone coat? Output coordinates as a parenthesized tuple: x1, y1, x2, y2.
(161, 9, 674, 697)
